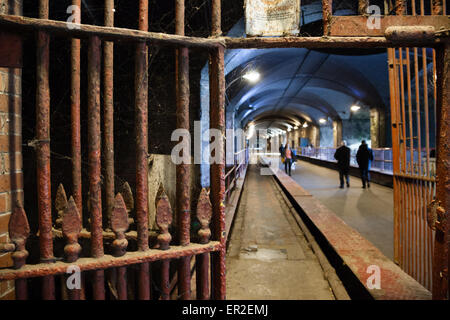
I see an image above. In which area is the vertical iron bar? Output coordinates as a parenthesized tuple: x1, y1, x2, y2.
(196, 253, 210, 299)
(388, 48, 400, 264)
(433, 42, 449, 299)
(393, 49, 407, 267)
(209, 0, 226, 301)
(37, 0, 55, 300)
(414, 175, 420, 282)
(406, 48, 419, 279)
(161, 260, 170, 300)
(209, 45, 226, 300)
(322, 0, 332, 36)
(211, 0, 222, 37)
(104, 0, 123, 300)
(116, 267, 127, 300)
(88, 35, 105, 300)
(422, 48, 430, 177)
(418, 180, 424, 285)
(428, 182, 434, 290)
(412, 4, 427, 287)
(406, 48, 414, 177)
(414, 48, 422, 175)
(136, 0, 151, 300)
(399, 49, 407, 173)
(15, 279, 27, 300)
(71, 0, 82, 220)
(427, 182, 433, 290)
(104, 0, 115, 227)
(433, 49, 437, 140)
(175, 0, 191, 300)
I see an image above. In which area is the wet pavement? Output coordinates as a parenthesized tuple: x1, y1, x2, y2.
(226, 165, 335, 300)
(287, 159, 394, 260)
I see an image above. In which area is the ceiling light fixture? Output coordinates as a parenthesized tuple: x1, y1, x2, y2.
(351, 105, 361, 112)
(242, 71, 260, 83)
(319, 118, 327, 124)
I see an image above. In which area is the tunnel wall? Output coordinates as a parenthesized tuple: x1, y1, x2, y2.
(342, 119, 371, 148)
(0, 0, 22, 301)
(320, 125, 334, 147)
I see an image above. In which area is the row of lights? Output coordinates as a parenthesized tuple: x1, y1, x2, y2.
(242, 72, 362, 132)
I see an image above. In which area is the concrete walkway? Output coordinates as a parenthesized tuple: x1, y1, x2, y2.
(226, 165, 335, 300)
(287, 160, 394, 260)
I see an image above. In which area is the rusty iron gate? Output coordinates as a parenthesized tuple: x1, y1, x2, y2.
(0, 0, 227, 300)
(387, 0, 449, 299)
(0, 0, 448, 300)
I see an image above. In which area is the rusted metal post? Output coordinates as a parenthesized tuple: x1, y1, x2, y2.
(210, 3, 226, 297)
(71, 0, 82, 220)
(432, 0, 444, 15)
(135, 0, 150, 300)
(433, 42, 449, 300)
(395, 0, 405, 15)
(36, 0, 55, 300)
(156, 187, 173, 300)
(175, 0, 191, 300)
(88, 35, 105, 300)
(103, 0, 117, 298)
(62, 197, 82, 300)
(209, 45, 226, 300)
(9, 202, 30, 300)
(322, 0, 332, 36)
(422, 47, 431, 176)
(196, 189, 212, 299)
(160, 260, 170, 300)
(111, 194, 129, 300)
(358, 0, 368, 15)
(388, 48, 400, 264)
(211, 0, 222, 37)
(104, 0, 115, 227)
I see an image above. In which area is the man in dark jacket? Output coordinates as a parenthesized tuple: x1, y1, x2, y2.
(334, 140, 350, 188)
(356, 140, 374, 188)
(279, 143, 285, 158)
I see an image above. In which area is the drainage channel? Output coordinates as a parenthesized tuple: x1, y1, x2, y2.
(226, 164, 349, 300)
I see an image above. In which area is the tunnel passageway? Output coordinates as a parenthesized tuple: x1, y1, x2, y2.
(285, 159, 394, 260)
(226, 165, 335, 300)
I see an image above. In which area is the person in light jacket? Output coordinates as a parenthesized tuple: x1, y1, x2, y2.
(284, 143, 293, 176)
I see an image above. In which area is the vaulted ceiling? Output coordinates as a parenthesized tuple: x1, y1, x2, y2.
(223, 2, 391, 134)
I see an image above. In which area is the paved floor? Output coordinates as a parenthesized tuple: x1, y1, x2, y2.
(226, 165, 335, 300)
(286, 160, 394, 260)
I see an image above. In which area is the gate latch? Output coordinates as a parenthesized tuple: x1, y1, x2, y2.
(427, 200, 446, 232)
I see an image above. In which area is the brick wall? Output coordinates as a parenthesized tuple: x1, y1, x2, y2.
(0, 0, 23, 300)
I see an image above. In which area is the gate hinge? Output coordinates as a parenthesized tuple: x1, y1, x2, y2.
(427, 200, 446, 232)
(439, 268, 448, 280)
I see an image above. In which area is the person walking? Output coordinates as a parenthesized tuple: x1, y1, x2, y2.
(279, 143, 285, 159)
(284, 142, 293, 176)
(356, 140, 374, 188)
(334, 140, 350, 188)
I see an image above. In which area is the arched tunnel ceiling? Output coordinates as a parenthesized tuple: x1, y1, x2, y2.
(216, 0, 432, 134)
(226, 48, 390, 129)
